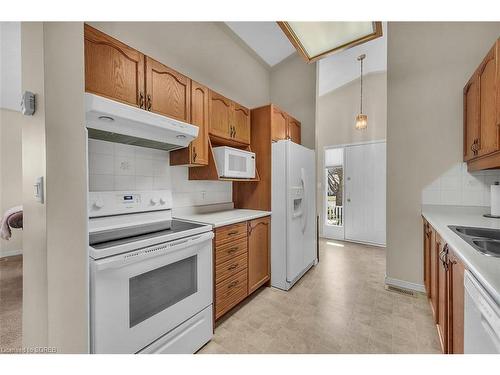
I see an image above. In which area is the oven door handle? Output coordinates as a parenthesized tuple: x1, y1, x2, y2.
(93, 231, 214, 272)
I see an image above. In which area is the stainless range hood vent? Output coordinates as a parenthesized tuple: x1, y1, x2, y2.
(85, 93, 198, 151)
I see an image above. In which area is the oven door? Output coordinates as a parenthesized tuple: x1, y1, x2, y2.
(224, 150, 255, 179)
(90, 231, 213, 354)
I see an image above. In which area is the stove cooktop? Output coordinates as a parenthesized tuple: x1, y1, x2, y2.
(89, 219, 208, 249)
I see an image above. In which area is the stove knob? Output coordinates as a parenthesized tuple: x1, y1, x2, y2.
(150, 197, 158, 205)
(93, 197, 104, 209)
(160, 197, 166, 205)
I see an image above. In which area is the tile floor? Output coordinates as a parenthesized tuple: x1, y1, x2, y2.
(0, 255, 22, 352)
(199, 239, 442, 354)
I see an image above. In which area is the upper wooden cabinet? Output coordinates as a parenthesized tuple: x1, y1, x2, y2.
(209, 90, 233, 140)
(233, 104, 251, 144)
(208, 90, 250, 145)
(288, 116, 301, 144)
(84, 24, 145, 108)
(463, 74, 480, 161)
(270, 105, 302, 144)
(271, 105, 288, 141)
(477, 45, 498, 157)
(247, 216, 271, 294)
(464, 39, 500, 171)
(145, 57, 191, 122)
(170, 81, 209, 166)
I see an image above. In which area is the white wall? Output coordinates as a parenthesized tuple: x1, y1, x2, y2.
(88, 139, 232, 207)
(0, 108, 23, 257)
(270, 53, 317, 149)
(387, 22, 500, 287)
(0, 22, 21, 111)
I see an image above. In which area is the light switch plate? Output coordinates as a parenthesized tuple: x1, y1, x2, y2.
(34, 176, 44, 203)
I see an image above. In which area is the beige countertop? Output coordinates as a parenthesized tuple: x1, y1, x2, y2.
(422, 204, 500, 305)
(174, 208, 271, 228)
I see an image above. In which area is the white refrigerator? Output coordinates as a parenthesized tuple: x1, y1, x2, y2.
(271, 140, 317, 291)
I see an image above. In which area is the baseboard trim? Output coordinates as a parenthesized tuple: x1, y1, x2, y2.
(0, 248, 23, 258)
(385, 276, 425, 293)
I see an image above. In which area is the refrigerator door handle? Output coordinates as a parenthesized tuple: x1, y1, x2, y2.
(301, 168, 307, 233)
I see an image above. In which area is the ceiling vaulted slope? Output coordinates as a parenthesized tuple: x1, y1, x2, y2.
(318, 22, 387, 96)
(225, 22, 296, 67)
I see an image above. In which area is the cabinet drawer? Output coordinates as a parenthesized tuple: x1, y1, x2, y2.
(215, 238, 247, 265)
(215, 222, 247, 245)
(215, 269, 248, 319)
(216, 252, 248, 285)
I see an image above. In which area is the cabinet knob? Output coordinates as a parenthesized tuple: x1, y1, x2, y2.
(147, 94, 152, 111)
(193, 147, 197, 162)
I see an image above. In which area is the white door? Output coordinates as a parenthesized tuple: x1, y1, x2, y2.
(286, 141, 316, 283)
(344, 142, 386, 245)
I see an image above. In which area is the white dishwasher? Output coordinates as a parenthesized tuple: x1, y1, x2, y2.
(464, 270, 500, 353)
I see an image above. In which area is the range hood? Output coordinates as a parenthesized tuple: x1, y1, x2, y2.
(85, 93, 198, 151)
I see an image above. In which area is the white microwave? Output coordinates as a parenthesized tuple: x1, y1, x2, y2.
(212, 146, 256, 179)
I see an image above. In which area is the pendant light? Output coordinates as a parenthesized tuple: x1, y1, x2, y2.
(355, 54, 368, 130)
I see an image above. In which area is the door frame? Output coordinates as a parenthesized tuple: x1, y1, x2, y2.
(322, 148, 345, 240)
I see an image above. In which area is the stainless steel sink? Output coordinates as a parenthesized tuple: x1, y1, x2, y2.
(471, 239, 500, 257)
(454, 226, 500, 241)
(449, 225, 500, 257)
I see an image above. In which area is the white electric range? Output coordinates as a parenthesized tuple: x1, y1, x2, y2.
(88, 190, 213, 354)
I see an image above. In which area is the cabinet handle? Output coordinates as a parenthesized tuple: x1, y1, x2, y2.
(147, 94, 152, 111)
(193, 147, 197, 162)
(228, 280, 239, 289)
(139, 92, 144, 109)
(227, 247, 238, 253)
(227, 230, 239, 236)
(228, 264, 238, 271)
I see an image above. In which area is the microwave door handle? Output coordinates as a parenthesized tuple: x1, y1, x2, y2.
(94, 231, 214, 272)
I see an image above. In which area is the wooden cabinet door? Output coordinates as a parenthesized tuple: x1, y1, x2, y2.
(464, 74, 480, 161)
(145, 57, 190, 122)
(477, 44, 499, 157)
(448, 250, 465, 354)
(423, 219, 432, 297)
(233, 103, 251, 144)
(271, 105, 288, 141)
(288, 116, 301, 144)
(84, 24, 145, 108)
(430, 227, 439, 320)
(247, 216, 271, 294)
(209, 90, 232, 139)
(190, 81, 209, 165)
(437, 238, 448, 354)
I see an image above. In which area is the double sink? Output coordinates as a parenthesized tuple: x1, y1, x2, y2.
(449, 226, 500, 257)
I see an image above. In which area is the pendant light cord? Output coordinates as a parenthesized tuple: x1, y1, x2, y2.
(359, 55, 364, 114)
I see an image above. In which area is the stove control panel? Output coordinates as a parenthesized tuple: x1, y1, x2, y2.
(89, 190, 173, 218)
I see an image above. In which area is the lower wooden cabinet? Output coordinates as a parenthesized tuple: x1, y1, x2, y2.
(213, 216, 271, 320)
(422, 217, 465, 354)
(248, 216, 271, 294)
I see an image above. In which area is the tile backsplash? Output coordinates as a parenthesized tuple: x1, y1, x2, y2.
(422, 162, 500, 207)
(88, 139, 232, 208)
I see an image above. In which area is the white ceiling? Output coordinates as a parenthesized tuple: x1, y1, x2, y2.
(318, 22, 387, 96)
(225, 22, 296, 67)
(0, 22, 21, 112)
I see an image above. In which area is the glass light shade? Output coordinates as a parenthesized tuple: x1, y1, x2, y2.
(355, 114, 368, 130)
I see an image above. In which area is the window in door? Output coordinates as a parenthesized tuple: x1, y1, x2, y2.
(326, 166, 344, 226)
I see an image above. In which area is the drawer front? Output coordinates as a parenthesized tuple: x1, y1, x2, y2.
(215, 238, 247, 265)
(216, 252, 248, 285)
(215, 222, 247, 245)
(215, 269, 248, 319)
